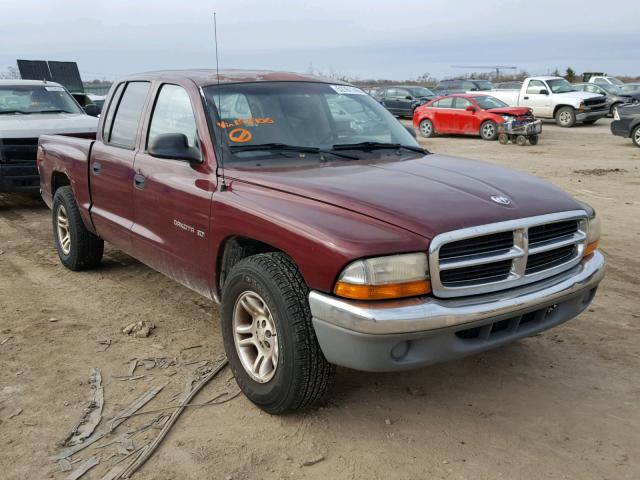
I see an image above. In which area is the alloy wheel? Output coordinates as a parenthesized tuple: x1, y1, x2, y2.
(56, 205, 71, 255)
(559, 111, 572, 126)
(232, 291, 279, 383)
(482, 122, 495, 138)
(420, 120, 432, 136)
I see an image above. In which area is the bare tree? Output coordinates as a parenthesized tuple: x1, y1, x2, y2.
(0, 66, 20, 79)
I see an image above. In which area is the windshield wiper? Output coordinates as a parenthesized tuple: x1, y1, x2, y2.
(230, 143, 359, 160)
(0, 110, 34, 115)
(36, 109, 75, 114)
(332, 142, 426, 154)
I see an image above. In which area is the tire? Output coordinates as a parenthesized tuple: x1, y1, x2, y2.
(633, 125, 640, 148)
(52, 186, 104, 271)
(555, 106, 576, 127)
(418, 119, 435, 138)
(221, 252, 335, 414)
(516, 135, 527, 146)
(479, 120, 498, 140)
(529, 135, 539, 146)
(498, 133, 509, 145)
(610, 103, 621, 117)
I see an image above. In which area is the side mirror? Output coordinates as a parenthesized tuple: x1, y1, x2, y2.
(465, 105, 476, 112)
(539, 89, 549, 95)
(404, 125, 417, 138)
(84, 104, 101, 117)
(148, 133, 202, 163)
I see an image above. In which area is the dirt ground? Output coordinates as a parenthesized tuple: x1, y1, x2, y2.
(1, 118, 639, 480)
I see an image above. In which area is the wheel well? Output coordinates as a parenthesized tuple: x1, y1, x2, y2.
(217, 236, 282, 294)
(51, 171, 70, 194)
(553, 104, 574, 117)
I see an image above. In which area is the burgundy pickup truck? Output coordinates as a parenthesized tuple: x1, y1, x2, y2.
(38, 70, 605, 414)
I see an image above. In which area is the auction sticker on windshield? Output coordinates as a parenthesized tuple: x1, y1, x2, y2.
(330, 85, 366, 95)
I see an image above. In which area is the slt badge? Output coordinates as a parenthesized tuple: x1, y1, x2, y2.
(490, 195, 511, 205)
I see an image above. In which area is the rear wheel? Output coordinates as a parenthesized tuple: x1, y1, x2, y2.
(419, 119, 435, 138)
(555, 106, 576, 127)
(52, 186, 104, 271)
(498, 133, 509, 145)
(528, 135, 539, 146)
(516, 135, 527, 146)
(479, 120, 498, 140)
(633, 125, 640, 147)
(221, 252, 334, 414)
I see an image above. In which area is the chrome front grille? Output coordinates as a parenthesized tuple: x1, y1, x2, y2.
(429, 211, 588, 298)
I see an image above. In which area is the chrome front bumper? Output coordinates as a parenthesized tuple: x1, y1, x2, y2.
(309, 252, 605, 371)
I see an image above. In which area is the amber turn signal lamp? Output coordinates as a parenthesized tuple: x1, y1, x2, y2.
(583, 240, 599, 258)
(334, 279, 431, 300)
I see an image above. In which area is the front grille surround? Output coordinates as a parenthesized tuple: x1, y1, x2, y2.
(429, 211, 588, 298)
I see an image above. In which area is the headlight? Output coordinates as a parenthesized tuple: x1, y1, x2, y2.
(584, 214, 601, 257)
(501, 115, 513, 122)
(334, 253, 430, 300)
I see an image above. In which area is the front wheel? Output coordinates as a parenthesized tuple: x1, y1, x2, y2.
(555, 106, 576, 127)
(480, 120, 498, 140)
(52, 186, 104, 271)
(419, 119, 435, 138)
(633, 125, 640, 147)
(221, 253, 335, 414)
(498, 133, 509, 145)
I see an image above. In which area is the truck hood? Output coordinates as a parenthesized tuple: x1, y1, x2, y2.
(0, 113, 98, 138)
(556, 91, 602, 101)
(230, 154, 583, 240)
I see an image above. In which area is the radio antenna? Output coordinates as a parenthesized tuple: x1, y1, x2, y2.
(213, 11, 227, 191)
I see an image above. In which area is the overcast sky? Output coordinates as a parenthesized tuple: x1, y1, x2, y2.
(0, 0, 637, 81)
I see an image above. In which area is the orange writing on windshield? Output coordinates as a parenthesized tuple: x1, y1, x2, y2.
(217, 117, 274, 129)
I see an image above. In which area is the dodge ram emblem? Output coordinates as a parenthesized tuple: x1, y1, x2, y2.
(491, 195, 511, 205)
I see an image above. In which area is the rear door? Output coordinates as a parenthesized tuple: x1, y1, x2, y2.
(452, 97, 477, 134)
(130, 82, 215, 296)
(430, 97, 456, 133)
(521, 80, 552, 117)
(89, 81, 151, 251)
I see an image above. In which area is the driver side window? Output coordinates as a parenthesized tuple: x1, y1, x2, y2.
(148, 84, 199, 150)
(526, 80, 547, 94)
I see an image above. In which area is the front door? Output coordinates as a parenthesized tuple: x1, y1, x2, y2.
(90, 81, 151, 252)
(521, 80, 553, 117)
(130, 83, 215, 297)
(452, 97, 477, 134)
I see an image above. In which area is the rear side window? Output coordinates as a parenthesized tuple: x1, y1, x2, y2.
(102, 82, 125, 140)
(108, 82, 150, 149)
(433, 97, 454, 108)
(148, 84, 199, 149)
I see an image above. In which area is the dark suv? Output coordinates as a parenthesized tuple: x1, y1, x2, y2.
(377, 85, 436, 117)
(434, 79, 494, 95)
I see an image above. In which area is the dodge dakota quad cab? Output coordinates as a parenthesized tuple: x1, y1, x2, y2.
(0, 80, 98, 193)
(485, 76, 608, 127)
(38, 70, 605, 414)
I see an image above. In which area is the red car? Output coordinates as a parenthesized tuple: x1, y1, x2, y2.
(413, 94, 534, 141)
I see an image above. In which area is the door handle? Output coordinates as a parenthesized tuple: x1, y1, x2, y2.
(523, 96, 529, 100)
(133, 173, 146, 190)
(92, 162, 102, 175)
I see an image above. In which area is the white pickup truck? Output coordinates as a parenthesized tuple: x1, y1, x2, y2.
(0, 80, 98, 193)
(483, 76, 608, 127)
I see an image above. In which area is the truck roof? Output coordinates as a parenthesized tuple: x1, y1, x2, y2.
(0, 79, 64, 87)
(121, 69, 351, 87)
(528, 76, 564, 81)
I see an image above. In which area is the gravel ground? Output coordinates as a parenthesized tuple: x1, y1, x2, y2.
(0, 118, 638, 479)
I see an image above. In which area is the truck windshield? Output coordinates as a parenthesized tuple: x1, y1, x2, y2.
(608, 77, 624, 86)
(0, 85, 82, 114)
(546, 79, 576, 94)
(472, 96, 509, 109)
(204, 82, 420, 163)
